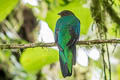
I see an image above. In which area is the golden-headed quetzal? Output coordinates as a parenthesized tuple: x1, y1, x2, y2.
(55, 10, 80, 77)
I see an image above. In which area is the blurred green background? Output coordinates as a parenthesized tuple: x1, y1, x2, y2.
(0, 0, 120, 80)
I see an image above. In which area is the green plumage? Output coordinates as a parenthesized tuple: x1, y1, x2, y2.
(59, 27, 72, 73)
(55, 10, 80, 77)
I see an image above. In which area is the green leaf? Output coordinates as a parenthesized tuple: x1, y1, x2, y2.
(45, 1, 93, 35)
(20, 47, 58, 73)
(0, 0, 18, 22)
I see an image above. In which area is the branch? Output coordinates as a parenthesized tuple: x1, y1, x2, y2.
(0, 39, 120, 49)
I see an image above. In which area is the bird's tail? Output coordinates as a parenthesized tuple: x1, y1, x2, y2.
(71, 45, 76, 65)
(59, 47, 73, 77)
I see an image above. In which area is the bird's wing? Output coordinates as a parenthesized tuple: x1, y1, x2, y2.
(55, 28, 59, 43)
(55, 28, 64, 52)
(66, 22, 80, 65)
(67, 26, 79, 48)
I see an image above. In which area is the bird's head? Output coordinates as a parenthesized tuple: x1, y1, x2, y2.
(58, 10, 74, 17)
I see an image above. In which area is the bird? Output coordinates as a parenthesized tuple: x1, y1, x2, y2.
(54, 10, 80, 77)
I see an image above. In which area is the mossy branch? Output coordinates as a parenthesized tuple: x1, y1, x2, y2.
(0, 39, 120, 49)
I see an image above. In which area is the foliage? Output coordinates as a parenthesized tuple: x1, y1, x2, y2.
(0, 0, 18, 22)
(20, 47, 58, 73)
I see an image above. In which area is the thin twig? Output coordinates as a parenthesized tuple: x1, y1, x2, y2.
(101, 46, 107, 80)
(106, 44, 111, 80)
(112, 44, 117, 54)
(105, 33, 111, 80)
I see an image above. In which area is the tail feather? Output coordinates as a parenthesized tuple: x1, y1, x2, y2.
(72, 45, 76, 65)
(59, 46, 75, 77)
(59, 52, 72, 77)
